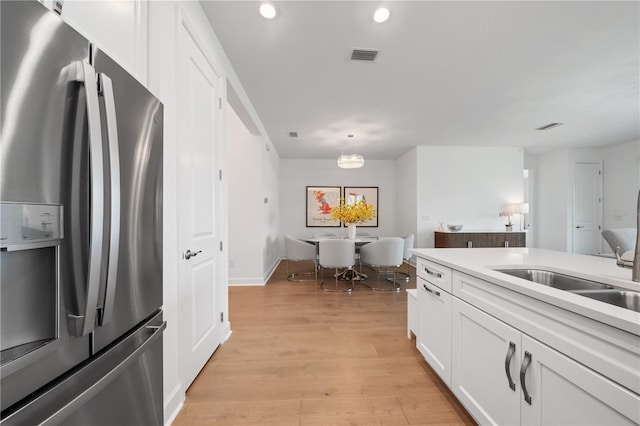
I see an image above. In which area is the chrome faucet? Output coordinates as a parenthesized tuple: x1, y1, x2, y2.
(615, 189, 640, 282)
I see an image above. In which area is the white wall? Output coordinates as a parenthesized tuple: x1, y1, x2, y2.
(279, 159, 398, 249)
(536, 149, 571, 251)
(227, 110, 281, 286)
(147, 2, 182, 422)
(534, 142, 640, 253)
(396, 149, 418, 243)
(227, 106, 264, 284)
(416, 147, 525, 248)
(602, 140, 640, 251)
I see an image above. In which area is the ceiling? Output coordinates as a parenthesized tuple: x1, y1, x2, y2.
(201, 1, 639, 160)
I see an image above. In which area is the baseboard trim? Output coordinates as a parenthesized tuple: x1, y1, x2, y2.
(228, 259, 283, 286)
(164, 383, 184, 426)
(228, 278, 266, 286)
(263, 258, 282, 284)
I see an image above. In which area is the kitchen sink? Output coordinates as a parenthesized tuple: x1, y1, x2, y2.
(494, 269, 614, 291)
(495, 268, 640, 312)
(574, 290, 640, 313)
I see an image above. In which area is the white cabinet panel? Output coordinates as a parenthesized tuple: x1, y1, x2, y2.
(452, 298, 521, 426)
(521, 335, 640, 426)
(60, 0, 146, 81)
(417, 277, 451, 386)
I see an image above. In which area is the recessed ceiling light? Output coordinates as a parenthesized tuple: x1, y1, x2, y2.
(259, 3, 277, 19)
(373, 7, 390, 23)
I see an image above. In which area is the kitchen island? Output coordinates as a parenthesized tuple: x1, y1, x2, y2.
(410, 247, 640, 426)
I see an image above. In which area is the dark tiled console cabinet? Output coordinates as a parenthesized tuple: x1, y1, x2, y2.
(435, 231, 526, 248)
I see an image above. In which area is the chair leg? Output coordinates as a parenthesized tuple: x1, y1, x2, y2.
(396, 260, 412, 281)
(370, 265, 401, 292)
(320, 267, 353, 293)
(287, 260, 318, 282)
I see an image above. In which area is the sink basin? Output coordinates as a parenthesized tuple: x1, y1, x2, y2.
(494, 269, 614, 291)
(575, 290, 640, 313)
(495, 268, 640, 312)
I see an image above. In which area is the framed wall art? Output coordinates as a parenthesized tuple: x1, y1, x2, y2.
(343, 186, 378, 227)
(306, 186, 342, 227)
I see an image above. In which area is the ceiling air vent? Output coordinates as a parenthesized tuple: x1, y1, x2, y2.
(351, 49, 379, 61)
(535, 122, 563, 131)
(288, 131, 298, 138)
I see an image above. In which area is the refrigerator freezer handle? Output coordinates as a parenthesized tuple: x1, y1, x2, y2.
(79, 61, 105, 336)
(98, 74, 121, 326)
(41, 322, 166, 425)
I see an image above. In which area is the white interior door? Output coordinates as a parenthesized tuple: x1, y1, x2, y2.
(573, 162, 602, 254)
(177, 20, 224, 389)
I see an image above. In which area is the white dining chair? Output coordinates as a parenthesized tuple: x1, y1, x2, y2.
(396, 234, 415, 282)
(318, 239, 356, 293)
(359, 237, 404, 291)
(284, 235, 317, 282)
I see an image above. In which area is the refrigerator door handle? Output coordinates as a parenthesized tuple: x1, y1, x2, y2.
(98, 73, 121, 326)
(79, 61, 105, 336)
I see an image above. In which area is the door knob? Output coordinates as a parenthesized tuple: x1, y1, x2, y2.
(184, 249, 202, 260)
(575, 226, 584, 229)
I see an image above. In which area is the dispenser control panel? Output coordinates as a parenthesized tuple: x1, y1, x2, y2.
(0, 202, 63, 250)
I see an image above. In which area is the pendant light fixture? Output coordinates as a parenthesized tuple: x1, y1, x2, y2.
(337, 133, 364, 169)
(337, 154, 364, 169)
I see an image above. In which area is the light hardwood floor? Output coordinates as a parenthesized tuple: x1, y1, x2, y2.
(173, 262, 475, 425)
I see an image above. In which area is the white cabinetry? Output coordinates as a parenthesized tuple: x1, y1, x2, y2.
(412, 254, 640, 426)
(451, 298, 639, 425)
(451, 298, 521, 425)
(521, 334, 639, 425)
(54, 0, 147, 82)
(417, 277, 451, 386)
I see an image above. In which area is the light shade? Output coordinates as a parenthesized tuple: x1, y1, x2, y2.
(337, 154, 364, 169)
(510, 203, 530, 214)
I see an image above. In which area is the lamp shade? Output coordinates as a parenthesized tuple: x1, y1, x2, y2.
(511, 203, 529, 214)
(337, 154, 364, 169)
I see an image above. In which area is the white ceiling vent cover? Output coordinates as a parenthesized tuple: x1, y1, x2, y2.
(351, 49, 379, 61)
(288, 131, 298, 137)
(535, 122, 563, 131)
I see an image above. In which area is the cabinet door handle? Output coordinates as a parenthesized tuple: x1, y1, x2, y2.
(424, 267, 442, 278)
(423, 284, 440, 297)
(520, 351, 533, 405)
(504, 341, 516, 391)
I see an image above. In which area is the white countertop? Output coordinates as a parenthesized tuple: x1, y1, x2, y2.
(410, 247, 640, 335)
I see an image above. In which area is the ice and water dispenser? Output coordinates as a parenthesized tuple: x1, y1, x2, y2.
(0, 202, 63, 366)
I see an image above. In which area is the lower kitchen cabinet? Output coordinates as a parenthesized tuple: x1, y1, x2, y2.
(417, 277, 451, 386)
(451, 297, 521, 425)
(451, 297, 640, 425)
(521, 334, 639, 425)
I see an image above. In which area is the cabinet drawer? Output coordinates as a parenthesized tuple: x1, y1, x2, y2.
(416, 257, 452, 292)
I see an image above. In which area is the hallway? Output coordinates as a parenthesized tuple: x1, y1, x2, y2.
(174, 263, 474, 425)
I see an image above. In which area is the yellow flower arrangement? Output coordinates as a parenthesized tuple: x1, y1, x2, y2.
(330, 199, 376, 224)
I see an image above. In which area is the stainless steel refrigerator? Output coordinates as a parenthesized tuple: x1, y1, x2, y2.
(1, 1, 164, 424)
